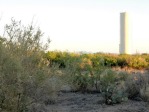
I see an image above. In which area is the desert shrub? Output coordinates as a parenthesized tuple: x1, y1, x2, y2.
(65, 53, 111, 92)
(0, 55, 23, 112)
(45, 51, 66, 68)
(63, 56, 105, 92)
(0, 19, 59, 112)
(117, 71, 129, 81)
(125, 73, 149, 101)
(100, 69, 128, 104)
(139, 74, 149, 102)
(78, 57, 92, 71)
(91, 67, 106, 91)
(140, 86, 149, 102)
(117, 56, 128, 68)
(125, 75, 142, 99)
(45, 50, 149, 70)
(144, 56, 149, 63)
(102, 83, 127, 105)
(126, 56, 148, 69)
(72, 71, 94, 92)
(103, 55, 118, 67)
(66, 57, 93, 91)
(91, 56, 105, 68)
(100, 69, 117, 90)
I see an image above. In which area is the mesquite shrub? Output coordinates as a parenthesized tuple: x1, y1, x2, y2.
(0, 19, 56, 112)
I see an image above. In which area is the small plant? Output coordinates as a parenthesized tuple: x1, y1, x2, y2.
(117, 56, 128, 68)
(72, 71, 94, 92)
(140, 85, 149, 102)
(100, 69, 128, 104)
(126, 56, 148, 69)
(125, 74, 143, 99)
(102, 84, 127, 105)
(117, 71, 129, 81)
(125, 73, 149, 102)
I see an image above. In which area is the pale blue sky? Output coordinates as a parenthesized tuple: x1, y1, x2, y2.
(0, 0, 149, 53)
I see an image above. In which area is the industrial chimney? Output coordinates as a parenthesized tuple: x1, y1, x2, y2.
(119, 12, 130, 54)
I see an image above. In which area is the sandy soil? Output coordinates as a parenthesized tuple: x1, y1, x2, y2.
(46, 91, 149, 112)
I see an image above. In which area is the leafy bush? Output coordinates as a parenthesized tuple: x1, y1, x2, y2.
(46, 51, 66, 68)
(104, 56, 118, 67)
(45, 51, 149, 70)
(0, 19, 59, 112)
(117, 56, 128, 68)
(72, 72, 94, 92)
(126, 56, 148, 69)
(100, 69, 128, 104)
(125, 73, 149, 101)
(102, 84, 128, 105)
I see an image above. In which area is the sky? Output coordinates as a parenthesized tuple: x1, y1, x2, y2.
(0, 0, 149, 54)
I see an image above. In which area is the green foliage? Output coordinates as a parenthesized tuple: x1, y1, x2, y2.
(103, 55, 118, 67)
(117, 56, 128, 67)
(126, 56, 148, 69)
(100, 69, 128, 104)
(72, 72, 94, 92)
(46, 52, 149, 70)
(44, 50, 149, 104)
(0, 19, 58, 112)
(102, 84, 128, 105)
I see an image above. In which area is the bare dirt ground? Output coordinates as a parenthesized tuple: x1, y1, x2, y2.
(46, 91, 149, 112)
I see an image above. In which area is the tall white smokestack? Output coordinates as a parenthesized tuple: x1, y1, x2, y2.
(120, 12, 130, 54)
